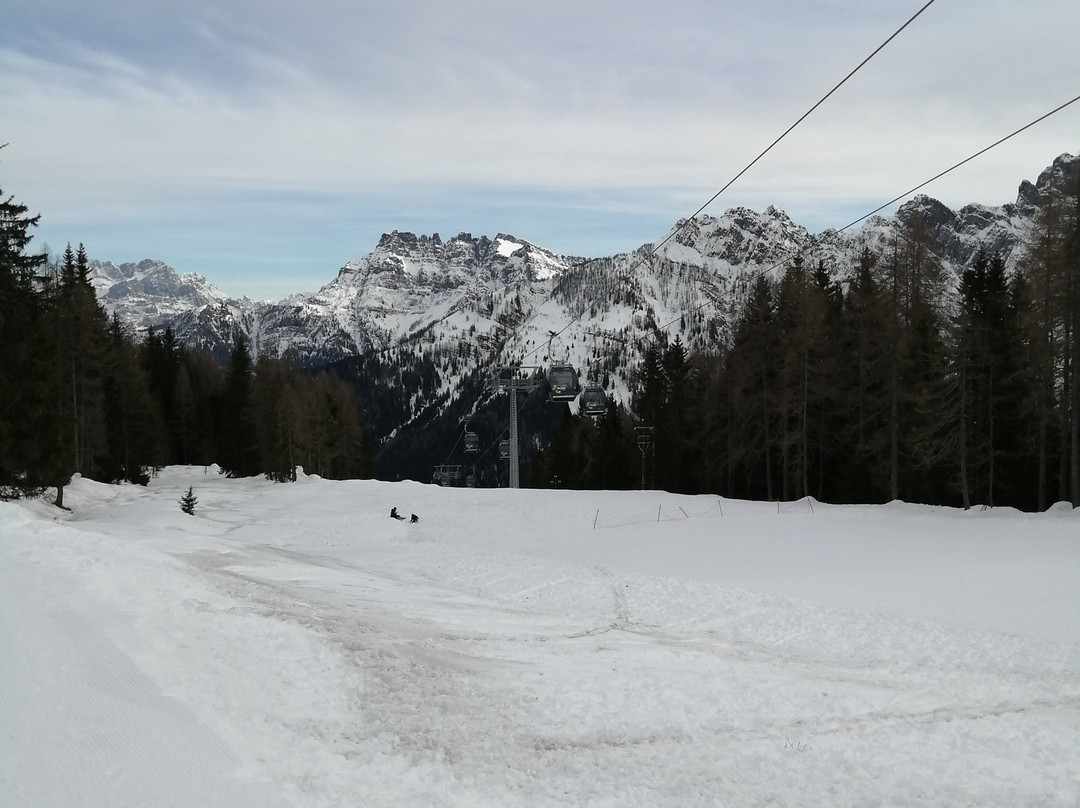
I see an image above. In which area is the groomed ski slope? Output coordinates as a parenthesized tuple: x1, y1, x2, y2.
(2, 468, 1078, 807)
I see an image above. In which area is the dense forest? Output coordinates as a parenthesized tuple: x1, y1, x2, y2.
(0, 184, 372, 504)
(526, 170, 1080, 511)
(4, 162, 1079, 511)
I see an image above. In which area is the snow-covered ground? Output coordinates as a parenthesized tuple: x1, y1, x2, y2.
(2, 468, 1078, 807)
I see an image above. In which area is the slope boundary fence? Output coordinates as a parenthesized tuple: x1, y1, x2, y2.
(592, 500, 725, 530)
(592, 496, 818, 528)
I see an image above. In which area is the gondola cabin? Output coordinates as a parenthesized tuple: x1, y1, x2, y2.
(464, 431, 479, 453)
(499, 440, 511, 460)
(580, 386, 608, 417)
(432, 464, 462, 486)
(547, 364, 581, 402)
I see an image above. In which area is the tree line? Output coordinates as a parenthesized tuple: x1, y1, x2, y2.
(4, 164, 1077, 511)
(1, 183, 372, 505)
(527, 170, 1080, 511)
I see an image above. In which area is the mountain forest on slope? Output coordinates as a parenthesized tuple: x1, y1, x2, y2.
(2, 158, 1079, 511)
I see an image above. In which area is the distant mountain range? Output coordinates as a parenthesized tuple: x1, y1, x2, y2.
(90, 153, 1078, 430)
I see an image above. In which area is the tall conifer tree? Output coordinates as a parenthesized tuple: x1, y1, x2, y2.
(0, 180, 49, 497)
(218, 338, 260, 477)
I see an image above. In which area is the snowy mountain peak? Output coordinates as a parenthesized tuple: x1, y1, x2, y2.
(91, 258, 226, 304)
(89, 258, 231, 332)
(662, 205, 810, 271)
(89, 154, 1078, 419)
(369, 230, 564, 275)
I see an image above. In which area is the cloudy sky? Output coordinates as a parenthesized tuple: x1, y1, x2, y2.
(3, 0, 1078, 300)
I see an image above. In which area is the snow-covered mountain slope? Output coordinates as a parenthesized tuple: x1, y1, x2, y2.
(255, 231, 568, 363)
(91, 232, 573, 365)
(90, 259, 233, 333)
(91, 154, 1077, 409)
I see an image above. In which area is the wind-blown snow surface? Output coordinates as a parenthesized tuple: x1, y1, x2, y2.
(3, 470, 1078, 807)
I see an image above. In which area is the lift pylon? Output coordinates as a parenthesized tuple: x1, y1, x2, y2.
(491, 366, 540, 489)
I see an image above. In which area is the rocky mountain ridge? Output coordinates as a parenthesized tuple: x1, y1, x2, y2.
(90, 153, 1077, 413)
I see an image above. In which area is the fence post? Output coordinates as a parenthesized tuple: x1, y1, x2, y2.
(593, 509, 599, 530)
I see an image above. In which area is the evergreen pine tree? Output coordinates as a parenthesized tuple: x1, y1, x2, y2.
(1016, 189, 1070, 508)
(589, 400, 633, 490)
(774, 255, 832, 500)
(1064, 170, 1080, 505)
(837, 248, 892, 502)
(217, 338, 260, 477)
(179, 485, 197, 515)
(66, 244, 109, 479)
(950, 251, 1026, 507)
(876, 220, 950, 502)
(0, 179, 49, 498)
(660, 336, 697, 493)
(255, 354, 299, 482)
(102, 314, 165, 484)
(725, 274, 779, 500)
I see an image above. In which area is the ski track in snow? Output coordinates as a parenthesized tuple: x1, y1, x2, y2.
(1, 521, 291, 808)
(2, 468, 1078, 807)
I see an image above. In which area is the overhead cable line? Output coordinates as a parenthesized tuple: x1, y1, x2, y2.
(829, 92, 1080, 236)
(530, 0, 939, 352)
(441, 370, 543, 468)
(653, 90, 1080, 334)
(372, 2, 940, 370)
(651, 0, 939, 256)
(399, 0, 943, 454)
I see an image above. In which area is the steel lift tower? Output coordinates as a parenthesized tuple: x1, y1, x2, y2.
(491, 366, 540, 489)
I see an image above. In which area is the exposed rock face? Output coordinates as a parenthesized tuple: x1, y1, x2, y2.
(89, 259, 230, 332)
(92, 154, 1077, 390)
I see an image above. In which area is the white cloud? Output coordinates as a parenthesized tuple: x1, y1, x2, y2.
(3, 0, 1078, 298)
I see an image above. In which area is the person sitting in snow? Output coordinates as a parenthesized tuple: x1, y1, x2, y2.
(390, 507, 403, 520)
(410, 513, 419, 523)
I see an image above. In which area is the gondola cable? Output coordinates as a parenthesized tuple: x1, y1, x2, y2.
(652, 90, 1080, 335)
(519, 0, 941, 362)
(360, 1, 942, 386)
